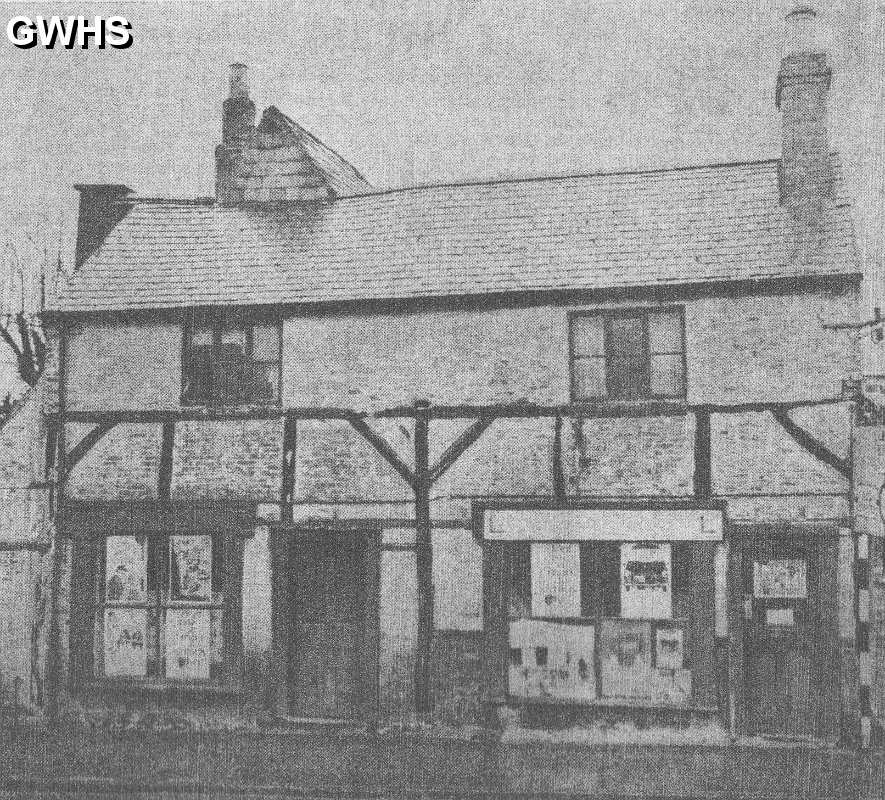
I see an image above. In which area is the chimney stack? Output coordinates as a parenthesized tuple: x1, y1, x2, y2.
(216, 63, 256, 205)
(776, 5, 833, 224)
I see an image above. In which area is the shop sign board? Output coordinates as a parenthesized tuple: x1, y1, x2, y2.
(485, 508, 723, 542)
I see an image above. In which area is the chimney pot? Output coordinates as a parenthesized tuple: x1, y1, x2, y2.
(784, 6, 822, 52)
(229, 63, 249, 99)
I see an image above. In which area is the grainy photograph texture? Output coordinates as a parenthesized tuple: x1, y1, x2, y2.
(0, 1, 884, 798)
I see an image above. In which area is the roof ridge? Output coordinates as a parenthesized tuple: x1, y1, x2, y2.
(331, 156, 783, 202)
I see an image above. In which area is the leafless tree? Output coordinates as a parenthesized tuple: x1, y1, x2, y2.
(1, 231, 51, 421)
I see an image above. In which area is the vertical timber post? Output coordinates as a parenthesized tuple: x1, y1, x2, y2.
(413, 400, 433, 714)
(46, 324, 68, 718)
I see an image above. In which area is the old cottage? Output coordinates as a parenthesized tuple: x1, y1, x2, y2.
(0, 7, 880, 749)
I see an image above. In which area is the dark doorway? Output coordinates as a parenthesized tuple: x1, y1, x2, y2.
(289, 529, 378, 720)
(742, 529, 840, 740)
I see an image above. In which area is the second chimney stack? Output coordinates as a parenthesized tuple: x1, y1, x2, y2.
(776, 5, 833, 225)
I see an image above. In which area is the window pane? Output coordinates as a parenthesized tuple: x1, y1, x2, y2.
(105, 536, 146, 603)
(253, 323, 280, 361)
(607, 314, 644, 360)
(219, 324, 247, 347)
(165, 608, 211, 680)
(191, 326, 213, 347)
(214, 343, 249, 403)
(104, 608, 147, 676)
(572, 357, 606, 399)
(169, 536, 212, 602)
(572, 315, 604, 357)
(182, 345, 212, 403)
(648, 310, 683, 354)
(607, 357, 648, 399)
(650, 353, 685, 397)
(249, 362, 278, 402)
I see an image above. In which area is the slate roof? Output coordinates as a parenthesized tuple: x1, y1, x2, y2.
(51, 157, 860, 314)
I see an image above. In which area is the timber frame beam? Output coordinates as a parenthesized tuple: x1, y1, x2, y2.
(52, 394, 848, 425)
(771, 409, 851, 478)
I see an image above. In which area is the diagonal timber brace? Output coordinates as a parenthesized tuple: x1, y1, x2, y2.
(63, 422, 117, 478)
(771, 409, 851, 478)
(429, 416, 493, 484)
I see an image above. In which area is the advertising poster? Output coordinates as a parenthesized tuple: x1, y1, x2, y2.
(170, 536, 212, 602)
(530, 542, 581, 618)
(508, 618, 596, 701)
(104, 608, 147, 677)
(165, 608, 211, 680)
(105, 536, 147, 603)
(753, 559, 807, 599)
(655, 625, 684, 671)
(620, 543, 672, 619)
(598, 618, 652, 700)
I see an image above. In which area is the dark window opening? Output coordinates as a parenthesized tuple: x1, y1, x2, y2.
(182, 314, 281, 406)
(570, 308, 686, 401)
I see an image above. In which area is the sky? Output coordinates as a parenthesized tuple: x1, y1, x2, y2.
(0, 0, 883, 388)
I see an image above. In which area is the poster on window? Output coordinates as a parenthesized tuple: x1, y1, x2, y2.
(598, 618, 652, 700)
(530, 542, 581, 618)
(620, 542, 672, 619)
(165, 608, 211, 680)
(104, 608, 147, 676)
(753, 559, 807, 599)
(170, 536, 212, 602)
(655, 625, 684, 671)
(105, 536, 147, 603)
(508, 618, 596, 701)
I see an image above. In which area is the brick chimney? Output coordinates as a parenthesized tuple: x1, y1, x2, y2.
(215, 63, 256, 205)
(73, 184, 133, 268)
(776, 5, 833, 224)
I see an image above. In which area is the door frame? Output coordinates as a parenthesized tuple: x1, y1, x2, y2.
(736, 523, 841, 740)
(270, 520, 381, 724)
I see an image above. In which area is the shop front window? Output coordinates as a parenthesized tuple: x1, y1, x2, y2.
(505, 540, 692, 705)
(98, 533, 226, 682)
(486, 507, 723, 708)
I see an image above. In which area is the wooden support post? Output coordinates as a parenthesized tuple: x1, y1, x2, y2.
(552, 414, 566, 501)
(45, 325, 67, 719)
(413, 399, 433, 714)
(158, 421, 175, 503)
(693, 409, 712, 499)
(280, 413, 297, 522)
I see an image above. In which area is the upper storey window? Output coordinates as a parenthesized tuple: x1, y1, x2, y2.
(182, 313, 281, 406)
(570, 308, 686, 401)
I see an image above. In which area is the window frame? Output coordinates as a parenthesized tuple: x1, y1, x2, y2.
(180, 312, 283, 408)
(476, 500, 726, 713)
(568, 306, 687, 402)
(70, 527, 245, 693)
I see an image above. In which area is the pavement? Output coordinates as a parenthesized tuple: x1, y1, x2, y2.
(0, 724, 881, 799)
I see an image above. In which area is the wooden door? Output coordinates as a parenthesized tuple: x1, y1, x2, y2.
(743, 530, 839, 739)
(289, 532, 369, 720)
